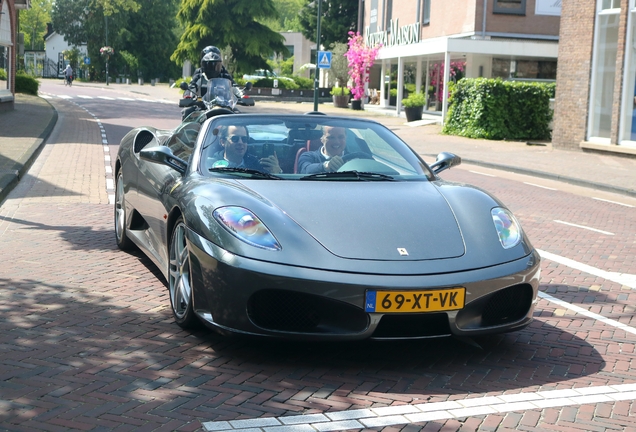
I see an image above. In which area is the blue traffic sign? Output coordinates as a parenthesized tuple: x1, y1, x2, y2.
(84, 57, 91, 65)
(317, 51, 332, 69)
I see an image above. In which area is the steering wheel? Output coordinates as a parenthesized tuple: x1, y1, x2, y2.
(342, 151, 373, 163)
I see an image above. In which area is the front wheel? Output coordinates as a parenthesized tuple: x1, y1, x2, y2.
(169, 217, 200, 329)
(114, 171, 135, 250)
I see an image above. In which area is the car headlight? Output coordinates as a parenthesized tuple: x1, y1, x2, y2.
(213, 206, 281, 251)
(491, 207, 521, 249)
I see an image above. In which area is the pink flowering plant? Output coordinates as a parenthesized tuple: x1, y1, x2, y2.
(429, 61, 465, 102)
(345, 32, 381, 100)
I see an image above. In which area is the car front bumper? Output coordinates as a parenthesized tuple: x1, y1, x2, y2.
(186, 229, 541, 340)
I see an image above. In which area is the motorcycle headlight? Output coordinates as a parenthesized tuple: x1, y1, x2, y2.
(213, 206, 281, 251)
(491, 207, 522, 249)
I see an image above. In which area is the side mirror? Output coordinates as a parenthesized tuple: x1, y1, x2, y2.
(244, 82, 253, 91)
(139, 146, 187, 175)
(429, 152, 461, 174)
(179, 81, 189, 91)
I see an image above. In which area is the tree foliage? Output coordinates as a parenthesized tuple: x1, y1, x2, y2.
(298, 0, 358, 48)
(259, 0, 304, 32)
(19, 0, 52, 51)
(172, 0, 289, 74)
(51, 0, 179, 81)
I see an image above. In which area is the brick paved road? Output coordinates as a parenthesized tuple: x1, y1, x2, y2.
(1, 95, 636, 431)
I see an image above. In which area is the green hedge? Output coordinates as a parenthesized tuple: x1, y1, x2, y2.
(0, 69, 6, 80)
(252, 77, 300, 90)
(16, 72, 39, 95)
(442, 78, 555, 141)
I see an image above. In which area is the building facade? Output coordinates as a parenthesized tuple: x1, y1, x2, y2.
(360, 0, 560, 117)
(0, 0, 16, 111)
(552, 0, 636, 155)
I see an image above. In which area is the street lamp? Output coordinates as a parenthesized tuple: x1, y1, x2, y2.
(313, 0, 322, 112)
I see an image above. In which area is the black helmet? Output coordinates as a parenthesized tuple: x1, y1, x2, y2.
(201, 51, 223, 79)
(200, 45, 221, 61)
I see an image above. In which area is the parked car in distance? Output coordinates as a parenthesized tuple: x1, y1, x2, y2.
(242, 69, 294, 82)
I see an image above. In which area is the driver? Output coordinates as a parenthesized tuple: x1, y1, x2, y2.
(297, 126, 347, 174)
(210, 125, 282, 174)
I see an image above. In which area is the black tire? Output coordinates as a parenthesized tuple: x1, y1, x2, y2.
(169, 217, 200, 329)
(114, 171, 135, 250)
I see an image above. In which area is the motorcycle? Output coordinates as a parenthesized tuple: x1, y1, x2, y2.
(179, 78, 253, 121)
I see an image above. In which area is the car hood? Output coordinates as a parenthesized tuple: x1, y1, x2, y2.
(240, 181, 465, 261)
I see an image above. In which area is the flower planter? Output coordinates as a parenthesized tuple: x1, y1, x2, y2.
(404, 106, 423, 122)
(351, 99, 362, 110)
(332, 95, 349, 108)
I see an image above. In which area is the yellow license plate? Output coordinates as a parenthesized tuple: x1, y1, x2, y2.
(365, 288, 465, 313)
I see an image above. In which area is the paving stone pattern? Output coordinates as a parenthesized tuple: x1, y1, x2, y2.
(1, 96, 636, 431)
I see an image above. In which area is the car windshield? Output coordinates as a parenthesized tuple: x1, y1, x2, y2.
(197, 115, 433, 181)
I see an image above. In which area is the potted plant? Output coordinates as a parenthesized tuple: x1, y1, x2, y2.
(330, 86, 350, 108)
(345, 31, 381, 110)
(402, 92, 426, 122)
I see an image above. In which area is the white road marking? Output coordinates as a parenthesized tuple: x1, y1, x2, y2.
(538, 291, 636, 335)
(524, 182, 557, 190)
(553, 219, 615, 236)
(97, 96, 116, 100)
(76, 95, 93, 99)
(201, 384, 636, 431)
(468, 170, 496, 177)
(538, 249, 636, 289)
(593, 197, 635, 207)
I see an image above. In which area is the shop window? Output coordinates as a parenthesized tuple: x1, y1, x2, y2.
(619, 3, 636, 145)
(493, 0, 526, 15)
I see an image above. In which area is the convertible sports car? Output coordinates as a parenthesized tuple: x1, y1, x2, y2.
(114, 111, 540, 340)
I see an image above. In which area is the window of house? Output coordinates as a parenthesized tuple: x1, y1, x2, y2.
(601, 0, 620, 9)
(619, 0, 636, 145)
(385, 0, 393, 29)
(421, 0, 430, 25)
(0, 46, 7, 90)
(493, 0, 526, 15)
(588, 2, 620, 142)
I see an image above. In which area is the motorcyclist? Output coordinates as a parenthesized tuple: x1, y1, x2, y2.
(187, 46, 235, 98)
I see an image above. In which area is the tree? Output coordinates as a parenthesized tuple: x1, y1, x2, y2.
(19, 0, 52, 51)
(298, 0, 358, 48)
(52, 0, 180, 81)
(172, 0, 289, 74)
(259, 0, 304, 32)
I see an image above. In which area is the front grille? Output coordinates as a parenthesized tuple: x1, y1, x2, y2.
(481, 284, 533, 326)
(372, 313, 451, 338)
(247, 289, 368, 334)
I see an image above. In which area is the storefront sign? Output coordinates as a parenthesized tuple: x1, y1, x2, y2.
(535, 0, 561, 16)
(365, 19, 420, 47)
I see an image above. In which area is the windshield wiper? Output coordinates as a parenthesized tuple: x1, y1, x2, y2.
(209, 167, 282, 180)
(300, 170, 395, 181)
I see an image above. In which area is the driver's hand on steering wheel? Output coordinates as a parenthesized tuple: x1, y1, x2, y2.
(324, 155, 344, 172)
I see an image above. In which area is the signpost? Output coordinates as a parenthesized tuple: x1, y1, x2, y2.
(318, 51, 332, 69)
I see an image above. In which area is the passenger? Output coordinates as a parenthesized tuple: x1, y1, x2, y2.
(210, 125, 282, 174)
(297, 126, 347, 174)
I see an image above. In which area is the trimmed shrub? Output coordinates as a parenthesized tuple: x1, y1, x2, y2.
(292, 76, 313, 89)
(443, 78, 555, 141)
(402, 92, 425, 108)
(253, 77, 300, 90)
(16, 72, 39, 95)
(0, 69, 6, 80)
